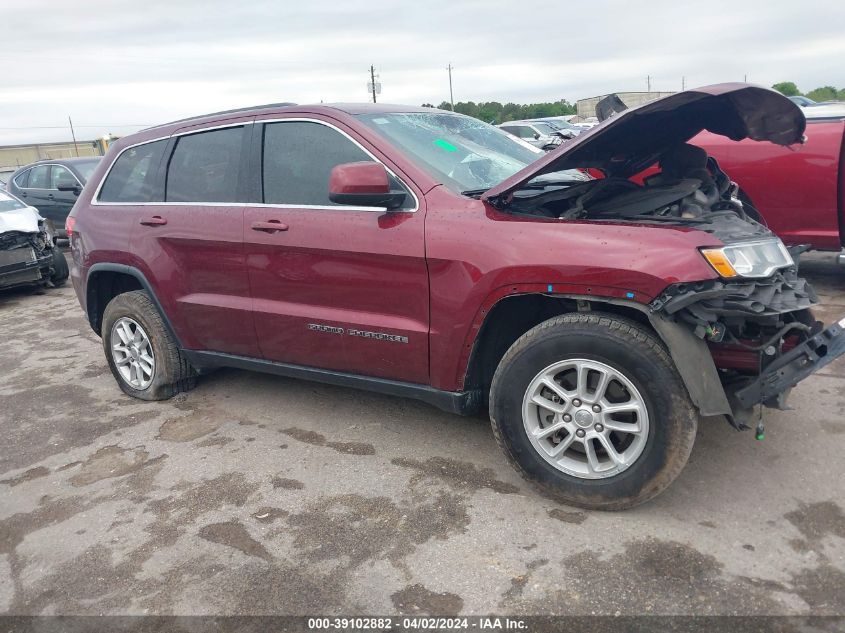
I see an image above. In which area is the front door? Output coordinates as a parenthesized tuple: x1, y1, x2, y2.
(243, 118, 429, 384)
(47, 165, 82, 225)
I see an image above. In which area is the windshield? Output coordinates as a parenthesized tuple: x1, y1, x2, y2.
(0, 191, 27, 212)
(358, 112, 544, 193)
(74, 159, 100, 182)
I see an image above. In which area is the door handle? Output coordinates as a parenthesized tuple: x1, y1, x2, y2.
(47, 194, 55, 199)
(139, 216, 167, 226)
(251, 220, 289, 233)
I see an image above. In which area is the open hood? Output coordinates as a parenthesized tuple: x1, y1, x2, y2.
(482, 83, 806, 202)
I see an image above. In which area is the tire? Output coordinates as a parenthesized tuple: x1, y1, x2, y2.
(49, 249, 69, 287)
(489, 313, 697, 510)
(101, 290, 197, 400)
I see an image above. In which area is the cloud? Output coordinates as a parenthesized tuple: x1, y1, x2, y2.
(2, 0, 843, 144)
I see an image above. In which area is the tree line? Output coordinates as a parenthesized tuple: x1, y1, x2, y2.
(420, 100, 577, 123)
(771, 82, 845, 102)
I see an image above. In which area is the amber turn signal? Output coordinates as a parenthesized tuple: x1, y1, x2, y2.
(701, 248, 739, 278)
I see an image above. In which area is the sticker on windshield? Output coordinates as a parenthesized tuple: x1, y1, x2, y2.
(371, 117, 389, 124)
(434, 139, 458, 152)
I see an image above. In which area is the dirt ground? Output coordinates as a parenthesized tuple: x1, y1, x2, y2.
(1, 252, 844, 616)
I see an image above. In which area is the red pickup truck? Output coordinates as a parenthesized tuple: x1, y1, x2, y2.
(693, 116, 845, 257)
(68, 85, 845, 509)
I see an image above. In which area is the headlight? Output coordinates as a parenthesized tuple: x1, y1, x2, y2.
(700, 238, 794, 278)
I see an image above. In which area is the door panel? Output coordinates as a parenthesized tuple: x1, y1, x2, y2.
(127, 123, 260, 357)
(245, 118, 429, 384)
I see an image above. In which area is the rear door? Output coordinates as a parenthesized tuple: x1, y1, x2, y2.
(128, 119, 260, 357)
(243, 116, 429, 383)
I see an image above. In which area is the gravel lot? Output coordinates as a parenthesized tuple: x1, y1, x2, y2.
(1, 252, 844, 617)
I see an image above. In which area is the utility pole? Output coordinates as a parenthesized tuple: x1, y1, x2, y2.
(682, 76, 686, 91)
(68, 116, 80, 157)
(744, 74, 747, 83)
(447, 63, 454, 111)
(647, 75, 651, 92)
(370, 65, 378, 103)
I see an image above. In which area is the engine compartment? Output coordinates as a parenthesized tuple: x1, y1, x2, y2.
(506, 143, 772, 243)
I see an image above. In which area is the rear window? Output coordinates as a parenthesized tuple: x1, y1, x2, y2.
(166, 126, 245, 202)
(99, 140, 167, 203)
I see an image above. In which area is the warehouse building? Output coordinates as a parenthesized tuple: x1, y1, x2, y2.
(576, 91, 676, 118)
(0, 138, 113, 183)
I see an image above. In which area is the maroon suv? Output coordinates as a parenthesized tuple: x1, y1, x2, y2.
(69, 84, 845, 509)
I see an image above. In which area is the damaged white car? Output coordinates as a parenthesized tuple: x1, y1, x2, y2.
(0, 190, 69, 290)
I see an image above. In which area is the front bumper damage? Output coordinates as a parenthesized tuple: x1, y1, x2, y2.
(0, 232, 54, 289)
(648, 268, 845, 428)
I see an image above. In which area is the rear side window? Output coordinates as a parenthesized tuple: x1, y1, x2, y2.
(262, 121, 375, 206)
(99, 140, 167, 203)
(166, 126, 244, 202)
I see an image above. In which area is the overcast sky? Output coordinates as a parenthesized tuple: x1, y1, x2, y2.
(3, 0, 844, 145)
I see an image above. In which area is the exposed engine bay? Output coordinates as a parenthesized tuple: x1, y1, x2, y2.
(508, 143, 767, 236)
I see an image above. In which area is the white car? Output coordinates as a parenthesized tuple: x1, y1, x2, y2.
(498, 121, 563, 151)
(0, 190, 68, 290)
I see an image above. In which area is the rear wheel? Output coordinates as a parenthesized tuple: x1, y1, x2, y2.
(101, 290, 196, 400)
(490, 313, 697, 510)
(49, 249, 69, 286)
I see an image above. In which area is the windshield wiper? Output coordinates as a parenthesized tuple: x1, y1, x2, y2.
(461, 188, 489, 198)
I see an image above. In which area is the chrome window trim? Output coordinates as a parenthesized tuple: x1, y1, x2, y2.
(91, 117, 419, 213)
(15, 163, 85, 191)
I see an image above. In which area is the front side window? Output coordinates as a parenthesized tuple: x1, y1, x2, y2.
(166, 126, 244, 202)
(27, 165, 49, 189)
(263, 121, 378, 207)
(49, 165, 78, 189)
(99, 140, 167, 203)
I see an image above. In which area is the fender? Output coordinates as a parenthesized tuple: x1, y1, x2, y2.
(462, 288, 732, 419)
(85, 263, 184, 348)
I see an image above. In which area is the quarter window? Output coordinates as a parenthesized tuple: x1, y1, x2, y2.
(262, 120, 412, 208)
(166, 126, 245, 203)
(27, 165, 49, 188)
(13, 169, 30, 188)
(99, 140, 167, 203)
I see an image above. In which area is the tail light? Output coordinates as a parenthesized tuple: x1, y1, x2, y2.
(65, 216, 76, 238)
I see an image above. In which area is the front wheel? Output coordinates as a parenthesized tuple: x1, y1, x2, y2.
(490, 313, 697, 510)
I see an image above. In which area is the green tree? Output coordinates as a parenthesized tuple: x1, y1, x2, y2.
(772, 82, 800, 96)
(805, 86, 839, 102)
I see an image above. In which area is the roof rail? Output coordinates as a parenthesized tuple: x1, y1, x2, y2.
(144, 102, 298, 130)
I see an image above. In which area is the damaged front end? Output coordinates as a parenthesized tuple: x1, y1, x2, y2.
(649, 262, 845, 427)
(0, 192, 59, 290)
(480, 84, 845, 430)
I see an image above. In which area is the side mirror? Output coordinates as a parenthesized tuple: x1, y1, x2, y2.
(533, 133, 541, 140)
(329, 162, 406, 210)
(57, 182, 82, 196)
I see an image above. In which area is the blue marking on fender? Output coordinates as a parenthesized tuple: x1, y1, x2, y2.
(547, 284, 554, 292)
(626, 291, 635, 299)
